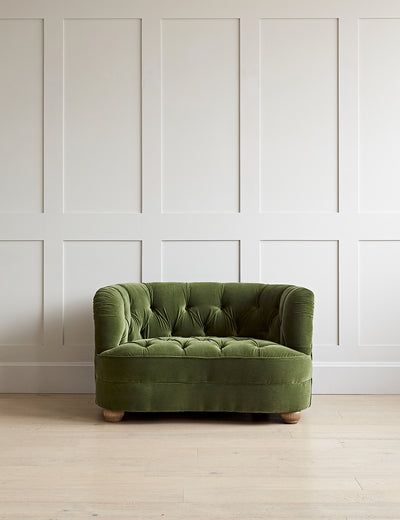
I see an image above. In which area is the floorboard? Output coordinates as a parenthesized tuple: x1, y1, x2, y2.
(0, 395, 399, 519)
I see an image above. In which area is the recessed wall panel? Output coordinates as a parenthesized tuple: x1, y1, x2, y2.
(162, 241, 240, 282)
(260, 241, 338, 346)
(359, 241, 400, 345)
(0, 20, 43, 213)
(0, 241, 43, 346)
(64, 19, 141, 213)
(260, 19, 338, 212)
(359, 20, 400, 212)
(63, 241, 141, 347)
(162, 19, 239, 213)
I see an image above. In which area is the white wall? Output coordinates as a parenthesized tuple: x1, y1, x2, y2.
(1, 0, 400, 393)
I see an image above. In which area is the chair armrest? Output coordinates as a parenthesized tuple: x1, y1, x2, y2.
(279, 286, 314, 355)
(93, 285, 130, 354)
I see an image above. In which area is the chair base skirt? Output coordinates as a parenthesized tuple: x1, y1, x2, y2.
(96, 379, 311, 415)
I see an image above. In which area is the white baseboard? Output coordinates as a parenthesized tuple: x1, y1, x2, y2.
(0, 362, 400, 394)
(312, 362, 400, 394)
(0, 362, 95, 393)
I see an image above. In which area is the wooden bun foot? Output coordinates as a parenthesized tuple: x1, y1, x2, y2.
(280, 411, 301, 424)
(103, 409, 125, 422)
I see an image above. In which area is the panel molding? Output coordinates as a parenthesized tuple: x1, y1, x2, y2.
(62, 240, 142, 349)
(63, 17, 142, 214)
(161, 18, 240, 214)
(161, 240, 240, 282)
(239, 16, 260, 214)
(260, 240, 339, 349)
(1, 0, 400, 393)
(358, 240, 400, 348)
(259, 17, 338, 213)
(0, 18, 44, 214)
(358, 18, 400, 213)
(0, 240, 44, 348)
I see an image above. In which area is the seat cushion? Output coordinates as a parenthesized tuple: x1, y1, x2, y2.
(96, 336, 311, 385)
(100, 336, 301, 358)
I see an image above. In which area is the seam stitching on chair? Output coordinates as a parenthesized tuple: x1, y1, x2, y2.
(95, 378, 312, 385)
(97, 355, 309, 360)
(279, 285, 300, 346)
(111, 285, 131, 344)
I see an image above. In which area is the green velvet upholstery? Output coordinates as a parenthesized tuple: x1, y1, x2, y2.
(93, 282, 314, 414)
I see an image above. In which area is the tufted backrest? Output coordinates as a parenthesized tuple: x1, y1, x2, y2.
(94, 282, 314, 355)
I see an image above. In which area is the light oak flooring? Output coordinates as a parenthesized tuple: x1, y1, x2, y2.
(0, 395, 400, 519)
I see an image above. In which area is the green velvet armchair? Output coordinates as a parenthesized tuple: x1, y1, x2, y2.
(93, 282, 314, 423)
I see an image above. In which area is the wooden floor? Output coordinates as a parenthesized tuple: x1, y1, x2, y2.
(0, 396, 400, 519)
